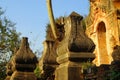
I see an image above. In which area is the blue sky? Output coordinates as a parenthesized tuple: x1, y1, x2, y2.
(0, 0, 90, 54)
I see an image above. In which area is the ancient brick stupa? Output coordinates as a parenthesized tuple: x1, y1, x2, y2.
(10, 37, 38, 80)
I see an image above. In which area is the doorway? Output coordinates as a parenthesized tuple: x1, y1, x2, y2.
(97, 22, 108, 64)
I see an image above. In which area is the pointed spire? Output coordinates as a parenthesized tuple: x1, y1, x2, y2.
(14, 37, 38, 64)
(12, 37, 38, 72)
(69, 11, 83, 20)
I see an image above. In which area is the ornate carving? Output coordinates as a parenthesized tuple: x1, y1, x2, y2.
(68, 12, 95, 52)
(13, 37, 38, 71)
(57, 12, 95, 56)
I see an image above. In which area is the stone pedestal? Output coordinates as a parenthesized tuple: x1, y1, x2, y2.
(55, 61, 83, 80)
(10, 71, 37, 80)
(45, 11, 95, 80)
(55, 52, 95, 80)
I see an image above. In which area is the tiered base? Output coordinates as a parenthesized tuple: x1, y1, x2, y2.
(55, 52, 95, 80)
(10, 71, 37, 80)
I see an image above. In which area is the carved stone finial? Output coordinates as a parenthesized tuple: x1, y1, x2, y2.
(10, 37, 38, 80)
(68, 12, 95, 52)
(14, 37, 38, 64)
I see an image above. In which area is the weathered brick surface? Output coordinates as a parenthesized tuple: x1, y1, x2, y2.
(86, 0, 120, 66)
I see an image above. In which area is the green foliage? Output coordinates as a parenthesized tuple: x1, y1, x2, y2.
(110, 71, 120, 80)
(34, 65, 41, 78)
(81, 61, 94, 74)
(109, 64, 120, 80)
(0, 7, 21, 80)
(0, 62, 6, 80)
(82, 61, 93, 70)
(0, 7, 21, 60)
(101, 68, 120, 80)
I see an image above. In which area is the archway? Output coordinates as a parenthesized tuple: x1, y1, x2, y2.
(97, 22, 109, 64)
